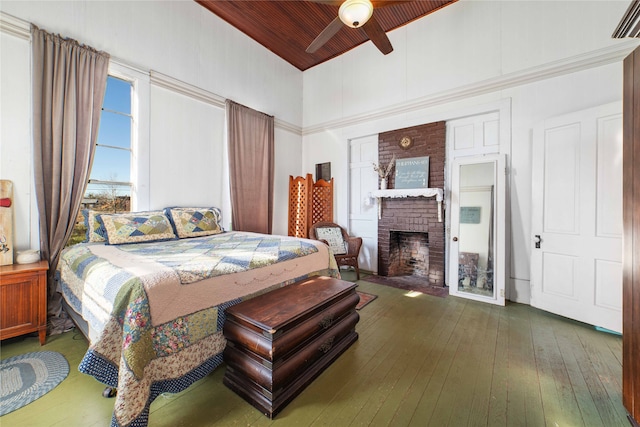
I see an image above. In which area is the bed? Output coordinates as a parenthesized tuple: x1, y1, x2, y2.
(55, 207, 338, 427)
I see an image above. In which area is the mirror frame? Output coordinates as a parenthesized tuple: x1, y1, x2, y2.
(448, 154, 506, 305)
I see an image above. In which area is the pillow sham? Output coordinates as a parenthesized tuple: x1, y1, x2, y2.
(315, 226, 347, 255)
(98, 211, 176, 245)
(165, 207, 223, 238)
(83, 209, 106, 243)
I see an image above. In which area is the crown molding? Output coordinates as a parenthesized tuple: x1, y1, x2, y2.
(274, 118, 302, 135)
(150, 71, 226, 108)
(0, 12, 30, 40)
(302, 40, 640, 136)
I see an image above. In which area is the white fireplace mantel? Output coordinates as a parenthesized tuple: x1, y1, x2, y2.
(370, 188, 444, 221)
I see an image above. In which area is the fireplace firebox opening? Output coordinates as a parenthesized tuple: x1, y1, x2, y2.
(388, 231, 429, 278)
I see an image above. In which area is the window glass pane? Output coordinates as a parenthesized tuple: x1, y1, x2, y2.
(90, 146, 131, 183)
(85, 182, 131, 200)
(84, 182, 131, 215)
(102, 76, 131, 114)
(98, 110, 131, 149)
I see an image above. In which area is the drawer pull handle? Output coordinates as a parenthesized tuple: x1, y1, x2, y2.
(319, 313, 334, 329)
(319, 336, 335, 354)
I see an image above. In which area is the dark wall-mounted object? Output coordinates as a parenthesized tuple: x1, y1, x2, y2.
(315, 162, 331, 182)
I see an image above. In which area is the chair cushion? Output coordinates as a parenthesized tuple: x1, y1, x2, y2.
(315, 227, 347, 255)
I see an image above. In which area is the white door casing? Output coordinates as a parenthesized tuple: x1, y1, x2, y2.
(531, 102, 623, 333)
(349, 135, 379, 273)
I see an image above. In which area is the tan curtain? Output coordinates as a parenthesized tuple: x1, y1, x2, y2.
(226, 100, 274, 234)
(31, 25, 109, 311)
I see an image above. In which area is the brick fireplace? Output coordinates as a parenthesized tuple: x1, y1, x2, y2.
(377, 121, 446, 288)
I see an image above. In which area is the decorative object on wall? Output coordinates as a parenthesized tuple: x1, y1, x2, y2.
(372, 154, 395, 190)
(398, 136, 413, 150)
(315, 162, 331, 182)
(460, 206, 482, 224)
(288, 174, 333, 238)
(0, 180, 13, 266)
(395, 156, 430, 189)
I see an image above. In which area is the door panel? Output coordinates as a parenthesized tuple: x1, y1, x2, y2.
(349, 135, 378, 273)
(542, 253, 577, 299)
(596, 115, 624, 238)
(531, 102, 622, 333)
(543, 124, 580, 234)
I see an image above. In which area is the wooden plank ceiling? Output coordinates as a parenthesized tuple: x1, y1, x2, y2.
(196, 0, 457, 71)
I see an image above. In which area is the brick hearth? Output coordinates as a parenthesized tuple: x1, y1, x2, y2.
(377, 121, 446, 288)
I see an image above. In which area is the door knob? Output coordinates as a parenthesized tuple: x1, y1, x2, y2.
(452, 236, 458, 242)
(535, 235, 541, 249)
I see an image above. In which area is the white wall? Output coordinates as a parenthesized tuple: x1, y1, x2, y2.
(301, 0, 639, 303)
(0, 0, 304, 252)
(0, 20, 37, 251)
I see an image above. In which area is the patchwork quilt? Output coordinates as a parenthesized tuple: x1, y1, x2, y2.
(56, 231, 339, 427)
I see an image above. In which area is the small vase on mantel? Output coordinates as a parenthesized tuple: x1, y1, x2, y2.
(380, 178, 387, 190)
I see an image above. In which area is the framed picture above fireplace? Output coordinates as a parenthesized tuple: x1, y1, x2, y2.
(395, 156, 429, 189)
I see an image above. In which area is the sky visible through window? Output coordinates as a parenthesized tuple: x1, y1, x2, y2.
(86, 76, 132, 197)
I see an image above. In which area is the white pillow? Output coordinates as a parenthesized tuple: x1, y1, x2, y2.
(315, 227, 347, 255)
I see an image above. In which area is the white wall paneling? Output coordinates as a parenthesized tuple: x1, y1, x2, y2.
(0, 13, 32, 252)
(348, 135, 379, 273)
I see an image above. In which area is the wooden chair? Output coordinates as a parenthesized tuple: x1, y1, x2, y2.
(309, 221, 362, 280)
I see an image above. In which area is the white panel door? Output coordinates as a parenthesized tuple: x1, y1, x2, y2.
(531, 102, 622, 333)
(349, 135, 379, 273)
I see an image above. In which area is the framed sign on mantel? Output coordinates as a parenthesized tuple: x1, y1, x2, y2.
(394, 156, 429, 189)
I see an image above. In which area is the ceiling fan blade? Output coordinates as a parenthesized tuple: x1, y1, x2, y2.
(306, 16, 344, 53)
(362, 14, 393, 55)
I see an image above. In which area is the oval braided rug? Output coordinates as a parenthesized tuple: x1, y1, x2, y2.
(1, 351, 69, 416)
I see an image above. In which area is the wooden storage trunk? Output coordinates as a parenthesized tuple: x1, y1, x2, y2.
(223, 276, 360, 418)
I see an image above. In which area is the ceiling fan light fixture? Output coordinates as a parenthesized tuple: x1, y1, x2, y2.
(338, 0, 374, 28)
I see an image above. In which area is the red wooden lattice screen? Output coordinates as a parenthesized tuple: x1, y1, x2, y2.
(288, 174, 333, 238)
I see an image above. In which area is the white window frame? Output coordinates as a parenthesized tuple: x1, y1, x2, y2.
(106, 60, 150, 211)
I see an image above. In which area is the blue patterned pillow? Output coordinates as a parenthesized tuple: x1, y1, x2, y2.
(83, 209, 106, 243)
(97, 211, 176, 245)
(165, 207, 224, 238)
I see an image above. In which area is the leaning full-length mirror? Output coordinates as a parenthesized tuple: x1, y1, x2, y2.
(449, 155, 505, 305)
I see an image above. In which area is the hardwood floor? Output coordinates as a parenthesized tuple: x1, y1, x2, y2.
(0, 271, 628, 426)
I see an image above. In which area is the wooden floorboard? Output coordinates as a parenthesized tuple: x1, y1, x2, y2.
(0, 271, 628, 426)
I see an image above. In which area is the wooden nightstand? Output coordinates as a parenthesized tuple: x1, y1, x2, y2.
(0, 260, 48, 345)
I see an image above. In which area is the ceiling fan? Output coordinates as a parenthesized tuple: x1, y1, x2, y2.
(306, 0, 409, 55)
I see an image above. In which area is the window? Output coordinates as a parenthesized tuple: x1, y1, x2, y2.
(68, 75, 133, 245)
(86, 75, 133, 211)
